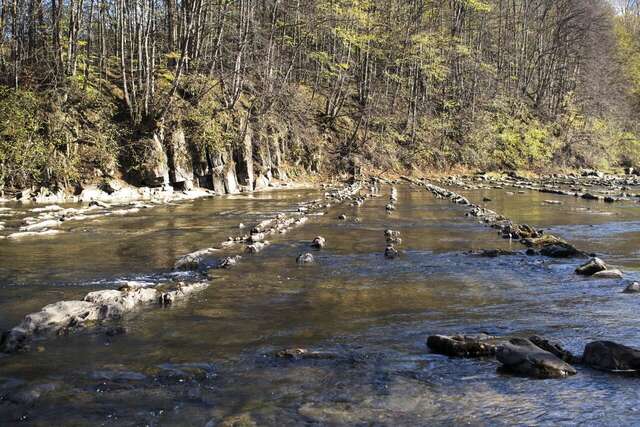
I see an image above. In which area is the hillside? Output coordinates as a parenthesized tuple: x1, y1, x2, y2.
(1, 0, 640, 194)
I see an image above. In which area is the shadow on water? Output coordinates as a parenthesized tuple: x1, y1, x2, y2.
(1, 184, 640, 425)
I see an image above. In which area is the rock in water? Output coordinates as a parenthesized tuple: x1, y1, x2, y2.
(591, 269, 623, 279)
(496, 338, 577, 379)
(529, 335, 580, 364)
(575, 257, 607, 276)
(384, 245, 399, 259)
(623, 282, 640, 293)
(311, 236, 326, 249)
(384, 229, 402, 244)
(583, 341, 640, 373)
(296, 253, 314, 264)
(427, 334, 497, 358)
(385, 203, 396, 212)
(216, 256, 242, 269)
(174, 248, 218, 271)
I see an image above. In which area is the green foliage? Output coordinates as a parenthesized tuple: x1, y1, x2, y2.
(468, 99, 553, 170)
(0, 84, 120, 190)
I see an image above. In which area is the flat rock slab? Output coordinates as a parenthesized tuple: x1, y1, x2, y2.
(496, 338, 577, 379)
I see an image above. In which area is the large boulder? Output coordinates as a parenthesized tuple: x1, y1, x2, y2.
(583, 341, 640, 373)
(496, 338, 577, 379)
(576, 257, 607, 276)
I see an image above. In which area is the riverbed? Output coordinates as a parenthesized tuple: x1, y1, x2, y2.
(1, 183, 639, 425)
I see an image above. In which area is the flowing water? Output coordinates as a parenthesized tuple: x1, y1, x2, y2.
(1, 184, 639, 426)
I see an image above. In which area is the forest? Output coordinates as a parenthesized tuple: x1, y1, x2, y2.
(1, 0, 639, 191)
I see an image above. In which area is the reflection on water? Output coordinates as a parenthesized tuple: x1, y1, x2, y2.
(1, 184, 640, 425)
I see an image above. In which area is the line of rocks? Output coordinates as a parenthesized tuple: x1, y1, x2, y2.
(439, 172, 640, 204)
(1, 183, 363, 355)
(405, 177, 588, 259)
(411, 177, 636, 292)
(427, 333, 640, 379)
(0, 281, 208, 353)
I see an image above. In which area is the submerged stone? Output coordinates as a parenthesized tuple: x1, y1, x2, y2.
(496, 338, 577, 379)
(623, 282, 640, 293)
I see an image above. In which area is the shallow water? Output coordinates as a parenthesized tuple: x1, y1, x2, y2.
(1, 184, 640, 426)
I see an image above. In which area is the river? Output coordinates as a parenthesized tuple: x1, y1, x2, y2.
(1, 183, 639, 425)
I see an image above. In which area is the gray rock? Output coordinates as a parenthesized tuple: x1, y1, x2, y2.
(427, 334, 497, 358)
(591, 269, 623, 279)
(311, 236, 326, 249)
(496, 338, 577, 379)
(529, 335, 581, 364)
(576, 257, 607, 276)
(216, 255, 242, 269)
(174, 248, 219, 270)
(384, 245, 399, 259)
(583, 341, 640, 373)
(623, 282, 640, 293)
(296, 253, 315, 264)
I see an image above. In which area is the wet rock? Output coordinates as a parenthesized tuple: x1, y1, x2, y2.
(501, 223, 540, 239)
(174, 248, 219, 271)
(311, 236, 326, 249)
(384, 245, 399, 259)
(523, 235, 582, 258)
(157, 362, 215, 382)
(575, 257, 607, 276)
(529, 336, 581, 364)
(539, 242, 582, 258)
(88, 199, 110, 208)
(583, 341, 640, 373)
(84, 288, 159, 318)
(385, 203, 396, 212)
(275, 348, 336, 360)
(159, 282, 209, 306)
(591, 269, 623, 279)
(471, 249, 519, 257)
(543, 200, 563, 205)
(582, 193, 603, 201)
(19, 219, 61, 232)
(245, 241, 269, 254)
(8, 383, 59, 405)
(1, 301, 102, 353)
(427, 334, 497, 358)
(296, 253, 315, 264)
(623, 282, 640, 293)
(337, 214, 347, 220)
(8, 229, 62, 239)
(249, 232, 265, 243)
(496, 338, 577, 379)
(104, 326, 128, 337)
(216, 255, 242, 269)
(483, 197, 492, 202)
(90, 370, 147, 382)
